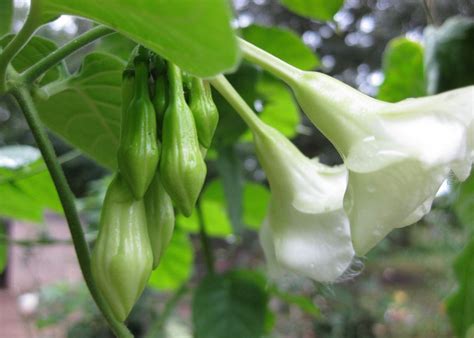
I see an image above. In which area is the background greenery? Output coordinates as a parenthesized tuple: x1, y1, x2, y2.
(0, 0, 473, 337)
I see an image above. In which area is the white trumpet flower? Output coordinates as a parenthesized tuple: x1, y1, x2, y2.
(240, 40, 473, 256)
(291, 72, 474, 255)
(253, 123, 354, 282)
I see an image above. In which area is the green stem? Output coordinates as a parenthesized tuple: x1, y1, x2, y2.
(196, 202, 215, 275)
(238, 38, 301, 86)
(209, 75, 264, 134)
(21, 26, 114, 84)
(0, 13, 39, 93)
(11, 85, 132, 338)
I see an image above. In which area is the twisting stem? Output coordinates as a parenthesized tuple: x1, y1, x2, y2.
(238, 38, 301, 86)
(11, 85, 132, 338)
(196, 201, 215, 275)
(21, 25, 114, 84)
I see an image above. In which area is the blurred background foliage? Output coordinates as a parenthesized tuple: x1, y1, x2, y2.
(0, 0, 474, 337)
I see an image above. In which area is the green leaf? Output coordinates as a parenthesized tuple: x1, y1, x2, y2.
(38, 0, 239, 77)
(0, 146, 62, 222)
(148, 229, 194, 291)
(424, 16, 474, 94)
(279, 0, 344, 21)
(0, 223, 7, 274)
(0, 0, 13, 37)
(446, 236, 474, 337)
(256, 74, 300, 138)
(243, 183, 270, 230)
(36, 53, 124, 169)
(377, 37, 426, 102)
(96, 32, 136, 62)
(242, 25, 319, 70)
(453, 174, 474, 231)
(0, 35, 67, 85)
(192, 270, 269, 338)
(216, 146, 244, 233)
(240, 74, 301, 141)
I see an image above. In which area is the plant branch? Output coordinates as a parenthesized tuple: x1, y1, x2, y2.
(196, 202, 215, 275)
(21, 26, 114, 84)
(0, 13, 39, 93)
(11, 85, 132, 338)
(238, 38, 301, 85)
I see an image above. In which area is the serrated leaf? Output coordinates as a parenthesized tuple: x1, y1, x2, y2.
(242, 24, 319, 70)
(446, 237, 474, 337)
(192, 270, 269, 338)
(148, 230, 194, 291)
(279, 0, 344, 21)
(0, 0, 13, 37)
(0, 35, 67, 85)
(0, 146, 62, 222)
(425, 16, 474, 94)
(36, 52, 124, 169)
(377, 37, 425, 102)
(36, 0, 239, 77)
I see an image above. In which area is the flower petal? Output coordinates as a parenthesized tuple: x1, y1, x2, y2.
(262, 199, 354, 282)
(344, 159, 448, 255)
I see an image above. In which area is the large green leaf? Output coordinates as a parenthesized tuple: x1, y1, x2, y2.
(242, 24, 319, 70)
(377, 37, 425, 102)
(0, 35, 67, 85)
(192, 270, 269, 338)
(36, 0, 239, 77)
(425, 16, 474, 94)
(36, 52, 124, 169)
(279, 0, 344, 21)
(148, 229, 194, 291)
(0, 0, 13, 37)
(0, 146, 62, 222)
(446, 237, 474, 337)
(96, 32, 136, 62)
